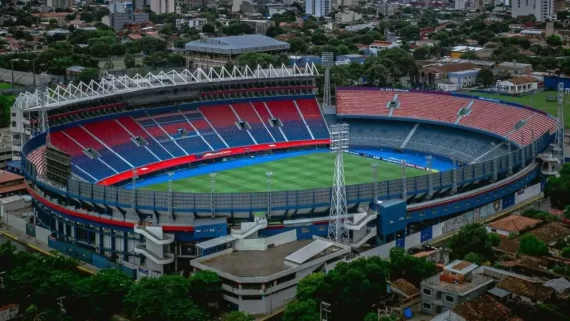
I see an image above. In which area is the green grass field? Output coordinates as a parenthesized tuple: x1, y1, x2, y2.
(473, 91, 570, 127)
(0, 83, 11, 89)
(142, 153, 427, 193)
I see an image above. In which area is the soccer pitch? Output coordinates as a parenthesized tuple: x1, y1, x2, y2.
(142, 152, 427, 193)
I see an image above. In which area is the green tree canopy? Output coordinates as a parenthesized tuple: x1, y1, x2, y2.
(545, 164, 570, 209)
(222, 311, 255, 321)
(389, 247, 437, 286)
(447, 223, 494, 261)
(519, 234, 549, 256)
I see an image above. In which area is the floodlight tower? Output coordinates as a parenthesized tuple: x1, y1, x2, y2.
(322, 52, 334, 110)
(210, 173, 216, 218)
(371, 163, 379, 204)
(266, 171, 273, 218)
(328, 123, 350, 243)
(426, 155, 433, 198)
(39, 85, 51, 147)
(401, 161, 407, 200)
(556, 82, 565, 163)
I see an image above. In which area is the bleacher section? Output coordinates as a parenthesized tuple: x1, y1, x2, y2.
(346, 120, 509, 163)
(337, 89, 558, 146)
(45, 98, 330, 183)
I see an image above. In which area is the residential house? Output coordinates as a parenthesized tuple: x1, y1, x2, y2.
(450, 46, 492, 59)
(495, 62, 533, 76)
(335, 10, 362, 23)
(486, 214, 542, 236)
(419, 63, 480, 87)
(369, 41, 400, 52)
(430, 295, 516, 321)
(497, 275, 555, 304)
(543, 278, 570, 298)
(421, 260, 494, 315)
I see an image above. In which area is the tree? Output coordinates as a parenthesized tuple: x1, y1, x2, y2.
(389, 247, 437, 286)
(282, 299, 320, 321)
(447, 224, 494, 261)
(288, 38, 308, 53)
(123, 275, 208, 321)
(296, 272, 325, 301)
(413, 47, 429, 60)
(545, 164, 570, 209)
(188, 271, 222, 310)
(202, 23, 215, 33)
(364, 312, 378, 321)
(0, 95, 15, 128)
(89, 43, 111, 58)
(561, 247, 570, 258)
(265, 26, 284, 38)
(488, 233, 501, 247)
(124, 53, 136, 69)
(476, 69, 494, 87)
(78, 68, 100, 83)
(78, 269, 134, 320)
(222, 311, 255, 321)
(460, 51, 479, 59)
(463, 252, 482, 265)
(103, 60, 114, 72)
(519, 234, 549, 256)
(546, 35, 562, 47)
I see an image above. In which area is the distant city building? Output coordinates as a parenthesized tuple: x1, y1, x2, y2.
(108, 0, 133, 13)
(305, 0, 331, 17)
(241, 19, 274, 35)
(44, 0, 70, 9)
(511, 0, 555, 22)
(103, 12, 150, 31)
(239, 0, 257, 13)
(369, 40, 400, 51)
(495, 61, 533, 76)
(232, 0, 243, 11)
(151, 0, 178, 14)
(176, 18, 207, 29)
(335, 10, 362, 23)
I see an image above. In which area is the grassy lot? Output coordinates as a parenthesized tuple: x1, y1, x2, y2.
(0, 83, 11, 90)
(473, 91, 570, 127)
(142, 152, 426, 193)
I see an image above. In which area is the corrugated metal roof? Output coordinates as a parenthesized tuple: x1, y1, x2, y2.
(185, 35, 290, 55)
(285, 239, 333, 265)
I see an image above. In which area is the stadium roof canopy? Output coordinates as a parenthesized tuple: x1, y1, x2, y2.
(185, 35, 290, 55)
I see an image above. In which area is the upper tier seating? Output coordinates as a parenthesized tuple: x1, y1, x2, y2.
(199, 105, 255, 147)
(296, 98, 329, 139)
(43, 97, 329, 183)
(337, 89, 558, 145)
(265, 100, 313, 141)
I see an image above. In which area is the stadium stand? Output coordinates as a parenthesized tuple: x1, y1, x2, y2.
(231, 102, 275, 143)
(251, 102, 287, 141)
(46, 98, 331, 183)
(266, 100, 313, 140)
(296, 98, 330, 139)
(199, 105, 255, 147)
(348, 119, 415, 149)
(336, 89, 558, 146)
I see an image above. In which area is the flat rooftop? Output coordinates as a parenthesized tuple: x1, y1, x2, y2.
(201, 240, 312, 277)
(185, 35, 290, 55)
(423, 272, 493, 294)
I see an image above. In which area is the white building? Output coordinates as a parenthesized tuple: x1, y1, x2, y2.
(305, 0, 331, 17)
(335, 10, 362, 23)
(176, 17, 207, 28)
(511, 0, 555, 22)
(497, 76, 540, 94)
(455, 0, 466, 9)
(150, 0, 177, 14)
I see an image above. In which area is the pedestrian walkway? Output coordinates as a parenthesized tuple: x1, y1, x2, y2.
(0, 225, 99, 275)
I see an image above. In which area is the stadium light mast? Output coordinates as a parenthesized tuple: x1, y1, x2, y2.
(168, 172, 174, 217)
(507, 140, 513, 176)
(557, 81, 565, 164)
(39, 84, 51, 147)
(451, 153, 458, 194)
(322, 52, 334, 110)
(210, 173, 216, 218)
(131, 168, 138, 211)
(266, 171, 272, 218)
(328, 123, 349, 243)
(426, 155, 433, 198)
(400, 161, 407, 200)
(371, 163, 378, 204)
(521, 132, 526, 167)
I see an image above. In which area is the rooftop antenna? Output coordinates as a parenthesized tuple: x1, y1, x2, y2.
(328, 123, 349, 243)
(322, 52, 334, 110)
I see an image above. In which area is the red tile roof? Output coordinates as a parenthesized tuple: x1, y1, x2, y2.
(0, 171, 24, 184)
(453, 295, 513, 321)
(487, 215, 542, 233)
(498, 276, 554, 301)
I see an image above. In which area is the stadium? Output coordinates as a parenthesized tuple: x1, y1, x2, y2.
(10, 63, 561, 315)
